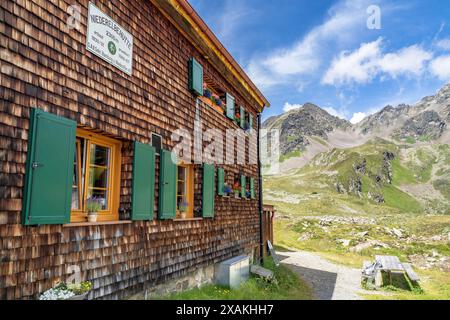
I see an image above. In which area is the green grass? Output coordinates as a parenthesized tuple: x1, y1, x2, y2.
(310, 136, 328, 146)
(433, 179, 450, 201)
(280, 150, 302, 162)
(382, 185, 422, 213)
(391, 159, 417, 185)
(405, 137, 416, 144)
(160, 258, 313, 300)
(403, 148, 436, 183)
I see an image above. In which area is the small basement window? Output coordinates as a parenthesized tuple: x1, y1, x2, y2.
(71, 129, 121, 223)
(176, 163, 194, 219)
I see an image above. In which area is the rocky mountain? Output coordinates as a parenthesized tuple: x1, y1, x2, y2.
(263, 83, 450, 164)
(263, 103, 350, 154)
(356, 83, 450, 142)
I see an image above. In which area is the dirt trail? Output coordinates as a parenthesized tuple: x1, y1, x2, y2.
(278, 250, 379, 300)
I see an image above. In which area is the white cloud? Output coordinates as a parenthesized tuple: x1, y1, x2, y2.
(322, 105, 348, 120)
(283, 102, 303, 113)
(378, 45, 433, 77)
(322, 39, 433, 85)
(322, 38, 383, 85)
(350, 112, 367, 124)
(436, 38, 450, 51)
(247, 0, 372, 90)
(430, 55, 450, 80)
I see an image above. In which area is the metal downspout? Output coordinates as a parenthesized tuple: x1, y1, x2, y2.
(257, 112, 264, 265)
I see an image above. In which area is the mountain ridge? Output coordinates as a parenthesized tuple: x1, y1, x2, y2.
(263, 83, 450, 172)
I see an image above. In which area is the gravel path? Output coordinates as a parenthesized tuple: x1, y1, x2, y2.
(279, 250, 368, 300)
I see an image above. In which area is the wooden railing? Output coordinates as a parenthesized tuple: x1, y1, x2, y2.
(262, 205, 276, 257)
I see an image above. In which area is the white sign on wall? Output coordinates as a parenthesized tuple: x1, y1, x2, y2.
(86, 2, 133, 75)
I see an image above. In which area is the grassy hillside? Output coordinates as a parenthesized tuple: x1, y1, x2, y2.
(264, 139, 450, 299)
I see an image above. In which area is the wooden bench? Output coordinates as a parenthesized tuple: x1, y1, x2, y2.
(401, 263, 420, 282)
(250, 265, 275, 282)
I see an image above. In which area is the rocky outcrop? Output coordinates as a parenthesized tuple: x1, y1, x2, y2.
(358, 104, 414, 135)
(263, 103, 350, 154)
(396, 110, 446, 140)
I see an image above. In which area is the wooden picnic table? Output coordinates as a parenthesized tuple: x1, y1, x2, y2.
(374, 255, 420, 284)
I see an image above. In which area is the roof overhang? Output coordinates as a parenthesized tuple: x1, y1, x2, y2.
(149, 0, 270, 112)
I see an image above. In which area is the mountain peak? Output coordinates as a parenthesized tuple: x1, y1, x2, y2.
(263, 103, 350, 155)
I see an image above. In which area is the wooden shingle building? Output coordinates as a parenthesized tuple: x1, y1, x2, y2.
(0, 0, 270, 299)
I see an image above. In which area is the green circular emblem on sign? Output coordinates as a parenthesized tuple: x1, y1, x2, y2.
(108, 41, 117, 55)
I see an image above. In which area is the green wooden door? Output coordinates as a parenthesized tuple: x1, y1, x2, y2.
(132, 142, 156, 221)
(158, 149, 177, 220)
(22, 109, 76, 225)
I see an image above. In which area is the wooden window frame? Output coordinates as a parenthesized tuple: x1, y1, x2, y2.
(72, 139, 83, 212)
(176, 162, 194, 219)
(71, 129, 122, 223)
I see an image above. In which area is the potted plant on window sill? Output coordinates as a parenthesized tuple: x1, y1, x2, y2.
(39, 281, 92, 300)
(178, 200, 188, 219)
(233, 182, 240, 199)
(203, 84, 212, 99)
(223, 185, 232, 197)
(86, 200, 102, 223)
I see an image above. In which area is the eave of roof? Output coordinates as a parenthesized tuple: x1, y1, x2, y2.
(150, 0, 270, 111)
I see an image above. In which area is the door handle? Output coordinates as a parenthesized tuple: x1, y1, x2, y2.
(32, 162, 44, 169)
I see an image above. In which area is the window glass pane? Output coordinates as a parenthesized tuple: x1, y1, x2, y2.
(71, 187, 79, 210)
(177, 166, 187, 211)
(89, 166, 109, 189)
(87, 143, 111, 211)
(178, 166, 186, 181)
(90, 144, 110, 166)
(71, 141, 80, 210)
(152, 134, 162, 155)
(87, 189, 108, 210)
(177, 181, 186, 197)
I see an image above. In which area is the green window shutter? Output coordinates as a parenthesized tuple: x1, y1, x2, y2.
(217, 168, 225, 196)
(158, 149, 177, 220)
(202, 163, 215, 218)
(240, 106, 245, 128)
(250, 177, 255, 199)
(188, 58, 203, 96)
(240, 174, 246, 198)
(132, 142, 156, 221)
(226, 93, 235, 120)
(22, 108, 76, 225)
(249, 113, 254, 131)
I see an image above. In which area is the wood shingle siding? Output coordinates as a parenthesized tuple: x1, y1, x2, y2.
(0, 0, 264, 299)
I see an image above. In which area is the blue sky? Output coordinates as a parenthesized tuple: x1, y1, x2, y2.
(189, 0, 450, 122)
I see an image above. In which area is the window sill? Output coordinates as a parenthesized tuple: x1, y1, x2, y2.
(173, 218, 203, 222)
(199, 96, 225, 114)
(63, 220, 133, 227)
